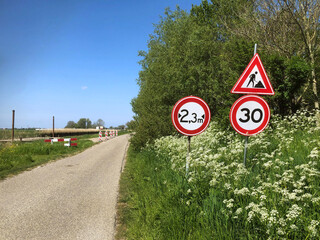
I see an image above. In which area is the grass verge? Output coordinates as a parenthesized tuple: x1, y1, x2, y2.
(116, 145, 197, 240)
(0, 135, 96, 179)
(115, 122, 320, 239)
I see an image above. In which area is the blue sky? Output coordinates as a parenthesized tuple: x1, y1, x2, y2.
(0, 0, 202, 128)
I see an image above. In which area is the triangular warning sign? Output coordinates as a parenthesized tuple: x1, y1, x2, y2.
(231, 53, 274, 95)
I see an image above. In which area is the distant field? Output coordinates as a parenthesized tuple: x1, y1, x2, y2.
(0, 128, 125, 140)
(0, 129, 41, 140)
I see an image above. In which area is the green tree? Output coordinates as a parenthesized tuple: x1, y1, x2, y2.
(116, 125, 124, 130)
(266, 55, 311, 115)
(131, 5, 247, 148)
(93, 119, 105, 128)
(65, 121, 77, 128)
(219, 0, 320, 110)
(131, 0, 319, 149)
(76, 118, 92, 129)
(126, 120, 136, 130)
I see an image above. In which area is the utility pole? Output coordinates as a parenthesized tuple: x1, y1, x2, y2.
(12, 110, 15, 143)
(52, 116, 55, 138)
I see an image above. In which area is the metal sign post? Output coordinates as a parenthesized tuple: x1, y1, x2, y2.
(243, 44, 257, 166)
(230, 94, 270, 166)
(244, 136, 248, 166)
(244, 45, 256, 166)
(172, 96, 211, 176)
(186, 136, 191, 176)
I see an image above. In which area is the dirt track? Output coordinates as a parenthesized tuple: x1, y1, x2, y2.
(0, 134, 130, 240)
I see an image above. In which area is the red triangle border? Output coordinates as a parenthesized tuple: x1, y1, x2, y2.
(231, 53, 274, 95)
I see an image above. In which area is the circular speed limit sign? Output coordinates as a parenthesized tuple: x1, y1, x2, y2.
(172, 96, 211, 136)
(230, 95, 270, 136)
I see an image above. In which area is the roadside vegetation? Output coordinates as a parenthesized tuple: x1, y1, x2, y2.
(120, 1, 320, 238)
(0, 135, 94, 179)
(131, 0, 319, 148)
(117, 110, 320, 239)
(0, 131, 126, 179)
(0, 140, 93, 179)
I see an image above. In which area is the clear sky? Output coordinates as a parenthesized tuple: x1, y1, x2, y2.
(0, 0, 202, 129)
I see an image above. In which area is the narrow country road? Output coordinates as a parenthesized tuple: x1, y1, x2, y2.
(0, 134, 130, 240)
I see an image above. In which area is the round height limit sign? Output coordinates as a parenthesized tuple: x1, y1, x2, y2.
(172, 96, 211, 136)
(230, 95, 270, 136)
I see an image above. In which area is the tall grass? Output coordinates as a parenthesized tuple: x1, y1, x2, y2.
(117, 110, 320, 239)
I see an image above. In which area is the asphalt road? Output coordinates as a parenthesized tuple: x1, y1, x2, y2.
(0, 134, 130, 240)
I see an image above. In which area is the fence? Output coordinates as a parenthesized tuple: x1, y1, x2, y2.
(44, 138, 77, 147)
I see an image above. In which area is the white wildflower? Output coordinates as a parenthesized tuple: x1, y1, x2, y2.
(248, 211, 255, 222)
(260, 195, 267, 201)
(235, 208, 242, 215)
(259, 207, 269, 222)
(263, 160, 273, 169)
(223, 199, 234, 209)
(286, 204, 302, 221)
(277, 228, 285, 235)
(290, 224, 298, 230)
(308, 220, 319, 237)
(234, 187, 250, 196)
(301, 193, 312, 199)
(312, 197, 320, 203)
(279, 218, 286, 227)
(224, 183, 231, 190)
(209, 178, 217, 186)
(308, 148, 319, 159)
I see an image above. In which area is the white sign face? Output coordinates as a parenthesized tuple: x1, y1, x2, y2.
(240, 66, 266, 89)
(230, 95, 270, 136)
(236, 100, 265, 130)
(178, 102, 206, 131)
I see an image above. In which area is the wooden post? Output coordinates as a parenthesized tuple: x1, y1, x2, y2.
(12, 110, 15, 143)
(52, 116, 55, 138)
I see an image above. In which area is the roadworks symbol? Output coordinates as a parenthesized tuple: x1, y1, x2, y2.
(241, 66, 266, 89)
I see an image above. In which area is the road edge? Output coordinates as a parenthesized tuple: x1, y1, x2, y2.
(113, 134, 131, 240)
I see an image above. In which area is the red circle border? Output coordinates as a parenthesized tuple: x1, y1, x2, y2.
(171, 96, 211, 136)
(229, 95, 270, 136)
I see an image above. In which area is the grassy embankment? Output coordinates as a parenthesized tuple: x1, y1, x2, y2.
(0, 130, 129, 179)
(116, 110, 320, 239)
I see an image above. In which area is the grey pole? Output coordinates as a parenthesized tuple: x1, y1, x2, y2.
(12, 110, 15, 143)
(186, 136, 191, 176)
(243, 43, 257, 166)
(244, 135, 248, 166)
(52, 116, 55, 138)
